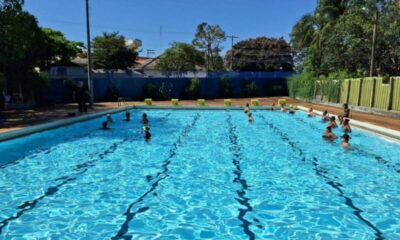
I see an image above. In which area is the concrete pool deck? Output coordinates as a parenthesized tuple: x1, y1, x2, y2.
(0, 97, 399, 141)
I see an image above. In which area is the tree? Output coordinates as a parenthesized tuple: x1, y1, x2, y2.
(192, 22, 226, 71)
(92, 32, 137, 71)
(224, 37, 293, 71)
(155, 42, 205, 76)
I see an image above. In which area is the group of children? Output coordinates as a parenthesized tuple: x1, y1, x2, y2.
(101, 111, 151, 141)
(316, 104, 352, 148)
(244, 102, 353, 149)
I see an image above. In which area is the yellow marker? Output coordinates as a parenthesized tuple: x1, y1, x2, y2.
(251, 99, 259, 106)
(144, 98, 152, 106)
(198, 99, 206, 106)
(278, 99, 286, 107)
(224, 99, 232, 106)
(171, 99, 179, 106)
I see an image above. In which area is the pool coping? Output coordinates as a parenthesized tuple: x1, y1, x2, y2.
(0, 105, 399, 143)
(297, 106, 400, 143)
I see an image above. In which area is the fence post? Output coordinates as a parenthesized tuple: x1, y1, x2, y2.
(346, 80, 351, 104)
(357, 78, 363, 106)
(388, 77, 394, 111)
(370, 78, 376, 108)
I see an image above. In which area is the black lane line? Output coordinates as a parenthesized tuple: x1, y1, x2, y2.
(292, 116, 399, 174)
(258, 114, 384, 240)
(0, 138, 130, 235)
(111, 113, 200, 240)
(226, 112, 257, 240)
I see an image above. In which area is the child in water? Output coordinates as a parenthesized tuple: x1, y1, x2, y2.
(322, 110, 330, 121)
(141, 113, 149, 126)
(125, 111, 131, 122)
(271, 103, 275, 111)
(247, 112, 254, 124)
(106, 114, 113, 124)
(328, 116, 338, 128)
(322, 126, 337, 140)
(308, 108, 316, 117)
(102, 121, 110, 130)
(244, 103, 250, 114)
(341, 134, 351, 148)
(342, 119, 352, 133)
(289, 105, 296, 114)
(143, 126, 151, 141)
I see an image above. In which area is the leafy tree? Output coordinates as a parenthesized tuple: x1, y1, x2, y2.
(224, 37, 293, 71)
(92, 32, 138, 70)
(192, 22, 226, 71)
(155, 42, 205, 76)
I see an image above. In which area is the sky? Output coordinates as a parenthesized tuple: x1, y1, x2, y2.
(24, 0, 317, 57)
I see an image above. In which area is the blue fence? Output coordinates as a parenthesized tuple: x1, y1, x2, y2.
(46, 71, 293, 103)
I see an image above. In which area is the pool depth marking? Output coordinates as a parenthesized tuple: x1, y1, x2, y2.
(111, 113, 200, 240)
(226, 112, 257, 240)
(258, 114, 384, 240)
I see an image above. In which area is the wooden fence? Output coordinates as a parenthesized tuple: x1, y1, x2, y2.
(316, 77, 400, 111)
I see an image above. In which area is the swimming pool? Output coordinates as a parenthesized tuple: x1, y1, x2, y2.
(0, 109, 399, 239)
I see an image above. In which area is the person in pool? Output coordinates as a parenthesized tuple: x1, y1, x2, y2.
(271, 103, 275, 111)
(341, 133, 351, 148)
(328, 116, 338, 128)
(106, 114, 113, 124)
(247, 112, 254, 123)
(322, 126, 337, 140)
(244, 103, 250, 114)
(342, 118, 352, 133)
(342, 103, 351, 118)
(289, 106, 296, 114)
(101, 121, 110, 130)
(143, 126, 151, 141)
(125, 111, 131, 122)
(322, 110, 330, 121)
(308, 108, 316, 117)
(141, 113, 149, 126)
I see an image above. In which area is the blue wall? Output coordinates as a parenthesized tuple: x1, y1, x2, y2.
(46, 71, 292, 103)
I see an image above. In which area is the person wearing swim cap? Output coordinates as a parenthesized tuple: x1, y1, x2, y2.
(101, 121, 110, 130)
(244, 103, 250, 114)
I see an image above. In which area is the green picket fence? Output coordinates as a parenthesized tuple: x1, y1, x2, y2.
(322, 77, 400, 111)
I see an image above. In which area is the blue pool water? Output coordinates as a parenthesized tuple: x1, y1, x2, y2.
(0, 109, 399, 239)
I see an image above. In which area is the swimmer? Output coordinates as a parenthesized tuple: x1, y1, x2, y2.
(106, 114, 113, 124)
(322, 126, 337, 140)
(143, 126, 151, 141)
(271, 103, 275, 111)
(322, 110, 330, 121)
(101, 121, 110, 130)
(141, 113, 149, 126)
(328, 116, 338, 128)
(307, 108, 316, 117)
(289, 106, 296, 114)
(125, 111, 131, 122)
(244, 103, 250, 114)
(280, 107, 287, 112)
(247, 112, 254, 123)
(338, 115, 344, 125)
(342, 118, 352, 133)
(341, 133, 351, 148)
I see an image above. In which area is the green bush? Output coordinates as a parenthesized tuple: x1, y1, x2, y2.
(219, 76, 232, 98)
(287, 71, 317, 100)
(33, 72, 49, 104)
(185, 78, 201, 99)
(242, 81, 258, 97)
(143, 83, 159, 99)
(106, 86, 119, 101)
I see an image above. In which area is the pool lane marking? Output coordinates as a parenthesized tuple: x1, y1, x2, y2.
(257, 114, 384, 240)
(111, 113, 200, 240)
(0, 139, 128, 235)
(0, 113, 171, 235)
(226, 112, 257, 240)
(291, 116, 399, 174)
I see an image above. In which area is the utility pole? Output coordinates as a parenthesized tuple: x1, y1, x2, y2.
(369, 1, 378, 77)
(227, 35, 238, 71)
(86, 0, 94, 106)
